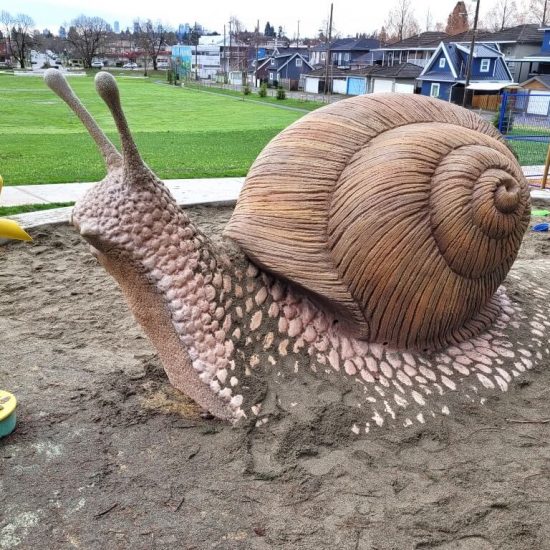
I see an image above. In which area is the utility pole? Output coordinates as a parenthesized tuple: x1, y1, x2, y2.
(323, 3, 333, 95)
(194, 22, 198, 81)
(462, 0, 481, 108)
(544, 0, 549, 26)
(223, 24, 226, 83)
(229, 19, 233, 83)
(297, 20, 300, 46)
(255, 19, 259, 87)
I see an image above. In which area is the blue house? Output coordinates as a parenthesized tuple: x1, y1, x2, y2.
(417, 41, 514, 103)
(255, 52, 314, 90)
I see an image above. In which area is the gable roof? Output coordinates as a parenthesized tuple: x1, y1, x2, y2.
(378, 32, 449, 50)
(276, 52, 314, 72)
(419, 41, 513, 82)
(520, 74, 550, 88)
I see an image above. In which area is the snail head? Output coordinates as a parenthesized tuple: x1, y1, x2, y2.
(43, 69, 177, 258)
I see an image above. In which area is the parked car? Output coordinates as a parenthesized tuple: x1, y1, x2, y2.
(123, 62, 138, 69)
(91, 60, 104, 68)
(157, 61, 169, 69)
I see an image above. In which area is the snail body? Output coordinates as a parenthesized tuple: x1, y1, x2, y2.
(42, 70, 543, 431)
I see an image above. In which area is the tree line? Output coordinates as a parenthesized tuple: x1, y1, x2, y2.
(3, 0, 550, 70)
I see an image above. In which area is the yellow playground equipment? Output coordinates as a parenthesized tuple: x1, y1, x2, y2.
(0, 175, 32, 241)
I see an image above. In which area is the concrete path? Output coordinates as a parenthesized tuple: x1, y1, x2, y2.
(3, 174, 550, 235)
(1, 178, 245, 207)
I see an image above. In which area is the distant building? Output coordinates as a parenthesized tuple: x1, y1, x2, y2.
(114, 21, 120, 33)
(417, 41, 514, 103)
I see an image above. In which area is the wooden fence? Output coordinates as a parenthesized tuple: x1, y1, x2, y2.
(472, 94, 501, 111)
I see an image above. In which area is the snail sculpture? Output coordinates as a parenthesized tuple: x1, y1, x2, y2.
(43, 70, 549, 433)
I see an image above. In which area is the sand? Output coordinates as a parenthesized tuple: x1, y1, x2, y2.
(1, 204, 550, 550)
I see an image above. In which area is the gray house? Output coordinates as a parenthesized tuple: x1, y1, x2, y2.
(255, 52, 313, 89)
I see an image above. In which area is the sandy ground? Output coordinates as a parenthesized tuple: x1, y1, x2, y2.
(1, 204, 550, 550)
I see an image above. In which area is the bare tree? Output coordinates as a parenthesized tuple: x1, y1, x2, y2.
(67, 15, 109, 68)
(446, 2, 470, 35)
(385, 0, 419, 43)
(484, 0, 519, 31)
(526, 0, 550, 24)
(136, 19, 168, 71)
(1, 12, 34, 68)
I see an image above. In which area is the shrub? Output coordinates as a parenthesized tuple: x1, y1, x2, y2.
(258, 83, 267, 97)
(276, 87, 286, 100)
(243, 85, 251, 95)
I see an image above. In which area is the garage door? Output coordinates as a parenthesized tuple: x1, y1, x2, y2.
(347, 77, 367, 95)
(527, 92, 550, 116)
(305, 78, 319, 94)
(394, 83, 414, 94)
(372, 79, 394, 93)
(332, 78, 347, 95)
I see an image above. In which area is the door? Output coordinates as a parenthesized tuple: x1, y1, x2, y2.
(332, 78, 347, 95)
(347, 77, 367, 95)
(372, 79, 394, 93)
(305, 77, 319, 94)
(527, 92, 550, 116)
(394, 82, 414, 94)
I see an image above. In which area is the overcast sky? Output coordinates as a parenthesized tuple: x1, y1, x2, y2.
(4, 0, 498, 37)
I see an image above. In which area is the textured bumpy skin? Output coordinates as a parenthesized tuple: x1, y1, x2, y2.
(43, 70, 546, 433)
(225, 94, 531, 349)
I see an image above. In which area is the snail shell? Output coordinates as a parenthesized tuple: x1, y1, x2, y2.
(224, 94, 530, 350)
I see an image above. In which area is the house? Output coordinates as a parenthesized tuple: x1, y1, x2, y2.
(484, 24, 543, 82)
(303, 62, 421, 95)
(309, 38, 380, 69)
(417, 41, 514, 103)
(519, 74, 550, 116)
(514, 27, 550, 81)
(255, 52, 313, 90)
(374, 32, 449, 68)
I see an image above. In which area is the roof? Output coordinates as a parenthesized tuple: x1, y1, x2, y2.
(488, 24, 542, 43)
(454, 43, 502, 58)
(379, 32, 449, 50)
(520, 74, 550, 88)
(442, 29, 495, 43)
(305, 63, 422, 80)
(466, 82, 513, 91)
(369, 62, 423, 79)
(418, 41, 514, 82)
(313, 37, 380, 52)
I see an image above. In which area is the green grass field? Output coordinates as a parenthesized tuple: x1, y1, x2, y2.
(0, 73, 306, 185)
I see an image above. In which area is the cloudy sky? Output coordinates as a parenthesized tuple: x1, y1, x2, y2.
(4, 0, 497, 37)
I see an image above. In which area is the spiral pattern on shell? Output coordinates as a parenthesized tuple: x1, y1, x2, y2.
(224, 94, 530, 350)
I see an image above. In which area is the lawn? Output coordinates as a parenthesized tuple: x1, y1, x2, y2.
(0, 73, 305, 185)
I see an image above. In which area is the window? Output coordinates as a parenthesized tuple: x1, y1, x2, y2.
(321, 52, 326, 61)
(480, 58, 490, 72)
(332, 52, 337, 61)
(430, 83, 440, 98)
(269, 71, 274, 80)
(296, 57, 302, 67)
(344, 52, 350, 62)
(270, 58, 275, 66)
(439, 57, 446, 68)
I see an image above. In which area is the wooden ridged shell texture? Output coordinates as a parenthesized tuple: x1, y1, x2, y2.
(224, 93, 530, 350)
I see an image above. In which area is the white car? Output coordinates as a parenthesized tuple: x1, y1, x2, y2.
(157, 61, 169, 69)
(123, 62, 138, 69)
(91, 60, 104, 68)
